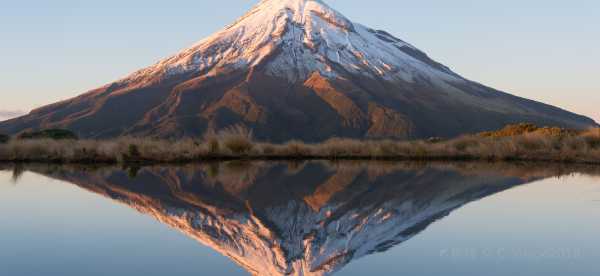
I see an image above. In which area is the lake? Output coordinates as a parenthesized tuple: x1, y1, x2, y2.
(1, 162, 599, 276)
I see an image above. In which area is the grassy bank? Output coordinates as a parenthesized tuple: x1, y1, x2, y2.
(0, 125, 599, 164)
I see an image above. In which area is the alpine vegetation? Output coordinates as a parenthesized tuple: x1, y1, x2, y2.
(0, 125, 599, 164)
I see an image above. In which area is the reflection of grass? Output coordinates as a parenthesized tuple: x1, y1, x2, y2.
(5, 159, 600, 185)
(0, 125, 599, 164)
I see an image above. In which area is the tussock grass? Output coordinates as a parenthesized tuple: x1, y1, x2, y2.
(218, 125, 255, 155)
(0, 125, 599, 165)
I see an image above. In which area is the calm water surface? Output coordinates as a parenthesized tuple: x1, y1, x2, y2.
(1, 162, 599, 276)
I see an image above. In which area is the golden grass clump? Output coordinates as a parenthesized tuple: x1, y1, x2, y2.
(479, 123, 540, 138)
(216, 125, 254, 155)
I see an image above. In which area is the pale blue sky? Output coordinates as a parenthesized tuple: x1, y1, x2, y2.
(1, 0, 598, 122)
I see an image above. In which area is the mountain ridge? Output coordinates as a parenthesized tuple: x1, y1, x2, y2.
(1, 0, 596, 141)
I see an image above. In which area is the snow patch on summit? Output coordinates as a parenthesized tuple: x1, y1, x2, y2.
(122, 0, 462, 85)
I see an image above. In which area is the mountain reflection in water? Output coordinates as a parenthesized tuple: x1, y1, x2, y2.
(9, 162, 600, 276)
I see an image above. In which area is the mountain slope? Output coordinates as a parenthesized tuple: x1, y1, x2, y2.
(1, 0, 596, 141)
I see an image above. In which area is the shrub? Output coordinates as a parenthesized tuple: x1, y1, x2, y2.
(0, 134, 9, 144)
(18, 129, 78, 140)
(414, 145, 427, 158)
(322, 138, 370, 156)
(208, 139, 220, 155)
(514, 136, 544, 151)
(282, 141, 311, 156)
(426, 137, 445, 144)
(260, 144, 276, 155)
(224, 138, 253, 154)
(452, 136, 479, 152)
(583, 128, 600, 149)
(207, 163, 221, 178)
(533, 127, 577, 137)
(378, 141, 401, 156)
(479, 123, 539, 138)
(128, 144, 141, 158)
(218, 125, 254, 155)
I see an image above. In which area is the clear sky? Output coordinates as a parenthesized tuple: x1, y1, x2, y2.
(1, 0, 598, 122)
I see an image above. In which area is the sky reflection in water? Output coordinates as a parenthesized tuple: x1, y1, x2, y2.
(1, 162, 599, 276)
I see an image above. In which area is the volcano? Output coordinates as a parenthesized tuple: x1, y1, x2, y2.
(1, 0, 596, 141)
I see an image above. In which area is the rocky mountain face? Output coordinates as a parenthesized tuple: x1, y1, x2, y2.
(1, 0, 596, 141)
(23, 161, 567, 276)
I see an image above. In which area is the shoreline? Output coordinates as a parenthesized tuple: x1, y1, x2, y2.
(1, 125, 599, 165)
(1, 148, 599, 166)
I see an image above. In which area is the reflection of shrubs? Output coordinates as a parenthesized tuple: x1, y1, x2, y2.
(18, 129, 78, 140)
(0, 134, 9, 144)
(207, 163, 220, 178)
(129, 166, 141, 178)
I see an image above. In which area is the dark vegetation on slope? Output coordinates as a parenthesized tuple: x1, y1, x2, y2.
(0, 134, 9, 144)
(478, 123, 580, 138)
(17, 129, 78, 140)
(0, 124, 599, 164)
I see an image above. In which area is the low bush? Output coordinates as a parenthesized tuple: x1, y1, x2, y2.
(217, 125, 254, 155)
(582, 128, 600, 149)
(18, 129, 78, 140)
(0, 134, 9, 144)
(451, 136, 480, 152)
(128, 144, 141, 158)
(479, 123, 540, 138)
(281, 141, 312, 157)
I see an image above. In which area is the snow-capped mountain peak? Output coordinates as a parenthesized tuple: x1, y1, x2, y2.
(252, 0, 354, 29)
(2, 0, 595, 140)
(125, 0, 456, 84)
